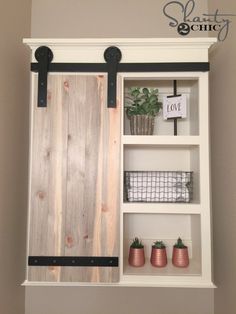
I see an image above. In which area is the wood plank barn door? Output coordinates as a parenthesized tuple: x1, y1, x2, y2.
(28, 74, 120, 283)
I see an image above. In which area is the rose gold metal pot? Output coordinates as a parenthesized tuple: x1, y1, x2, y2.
(172, 247, 189, 267)
(150, 247, 167, 267)
(128, 248, 145, 267)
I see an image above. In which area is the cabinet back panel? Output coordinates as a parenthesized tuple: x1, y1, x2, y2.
(28, 74, 120, 283)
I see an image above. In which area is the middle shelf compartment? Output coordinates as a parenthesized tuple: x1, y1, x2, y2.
(122, 144, 200, 204)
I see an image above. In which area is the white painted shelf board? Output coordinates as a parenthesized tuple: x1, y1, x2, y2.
(121, 203, 201, 214)
(22, 280, 216, 288)
(23, 37, 217, 45)
(123, 259, 201, 277)
(120, 276, 216, 288)
(122, 135, 200, 146)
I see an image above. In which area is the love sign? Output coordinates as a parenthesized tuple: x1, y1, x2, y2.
(163, 95, 187, 120)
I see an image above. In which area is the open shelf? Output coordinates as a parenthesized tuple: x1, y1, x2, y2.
(123, 144, 200, 204)
(119, 72, 212, 286)
(123, 78, 199, 136)
(123, 213, 202, 277)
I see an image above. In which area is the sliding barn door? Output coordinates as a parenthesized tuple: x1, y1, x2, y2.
(28, 74, 120, 283)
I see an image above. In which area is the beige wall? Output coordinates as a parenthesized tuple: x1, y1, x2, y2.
(26, 1, 214, 314)
(0, 0, 31, 313)
(209, 1, 236, 314)
(26, 286, 214, 314)
(31, 0, 208, 38)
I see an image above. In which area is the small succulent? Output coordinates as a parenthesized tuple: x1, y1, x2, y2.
(125, 87, 162, 117)
(130, 237, 144, 249)
(174, 237, 187, 249)
(152, 240, 166, 249)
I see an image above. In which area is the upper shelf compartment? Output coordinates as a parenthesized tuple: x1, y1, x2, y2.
(123, 76, 200, 136)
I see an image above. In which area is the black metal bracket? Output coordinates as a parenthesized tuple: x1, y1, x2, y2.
(104, 46, 122, 108)
(120, 63, 209, 72)
(28, 256, 119, 267)
(32, 45, 209, 108)
(31, 62, 210, 73)
(167, 80, 180, 136)
(35, 46, 53, 107)
(173, 80, 178, 136)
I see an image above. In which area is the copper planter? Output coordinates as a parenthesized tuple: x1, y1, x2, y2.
(128, 248, 145, 267)
(150, 247, 167, 267)
(172, 247, 189, 267)
(130, 115, 155, 135)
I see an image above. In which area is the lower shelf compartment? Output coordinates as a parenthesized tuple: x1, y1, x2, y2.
(123, 259, 201, 277)
(123, 213, 202, 277)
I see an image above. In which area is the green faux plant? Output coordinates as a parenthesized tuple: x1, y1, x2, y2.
(130, 237, 144, 249)
(174, 237, 187, 249)
(152, 240, 166, 249)
(125, 87, 162, 117)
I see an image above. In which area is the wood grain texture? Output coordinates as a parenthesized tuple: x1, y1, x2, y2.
(28, 75, 120, 282)
(29, 75, 68, 282)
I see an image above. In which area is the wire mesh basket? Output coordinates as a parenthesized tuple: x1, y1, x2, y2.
(124, 171, 193, 203)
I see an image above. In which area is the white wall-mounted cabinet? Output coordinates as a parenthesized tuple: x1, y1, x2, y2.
(23, 38, 216, 288)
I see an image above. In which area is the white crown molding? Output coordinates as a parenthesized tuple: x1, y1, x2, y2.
(23, 37, 217, 63)
(23, 37, 217, 47)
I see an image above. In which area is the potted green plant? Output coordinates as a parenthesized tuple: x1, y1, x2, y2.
(150, 240, 167, 267)
(125, 87, 162, 135)
(172, 237, 189, 267)
(128, 237, 145, 267)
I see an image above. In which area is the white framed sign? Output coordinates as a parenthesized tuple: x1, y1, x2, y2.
(163, 95, 187, 120)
